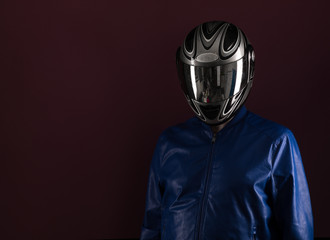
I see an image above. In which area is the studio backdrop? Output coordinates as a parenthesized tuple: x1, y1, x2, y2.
(1, 0, 329, 239)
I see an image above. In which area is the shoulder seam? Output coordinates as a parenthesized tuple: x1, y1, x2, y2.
(245, 119, 279, 143)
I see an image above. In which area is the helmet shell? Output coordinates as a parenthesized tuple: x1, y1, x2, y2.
(177, 21, 255, 125)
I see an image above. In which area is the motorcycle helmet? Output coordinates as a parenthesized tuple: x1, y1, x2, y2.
(176, 21, 255, 125)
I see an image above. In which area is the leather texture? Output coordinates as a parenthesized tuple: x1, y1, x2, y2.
(140, 106, 313, 240)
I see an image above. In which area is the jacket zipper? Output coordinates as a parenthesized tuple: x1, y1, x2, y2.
(196, 132, 217, 240)
(252, 226, 257, 240)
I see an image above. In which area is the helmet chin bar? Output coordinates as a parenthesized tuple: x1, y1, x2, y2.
(189, 82, 252, 125)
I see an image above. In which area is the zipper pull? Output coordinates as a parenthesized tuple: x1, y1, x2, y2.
(252, 226, 257, 240)
(212, 133, 217, 143)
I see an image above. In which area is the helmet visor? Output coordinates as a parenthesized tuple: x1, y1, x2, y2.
(177, 57, 248, 104)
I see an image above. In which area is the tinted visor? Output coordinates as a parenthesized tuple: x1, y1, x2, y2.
(177, 57, 248, 104)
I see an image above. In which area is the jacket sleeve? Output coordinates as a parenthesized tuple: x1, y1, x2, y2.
(271, 130, 313, 240)
(140, 137, 164, 240)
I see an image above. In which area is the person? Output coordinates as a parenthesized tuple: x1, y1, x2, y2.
(140, 21, 313, 240)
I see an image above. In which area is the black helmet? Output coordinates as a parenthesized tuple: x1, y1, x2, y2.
(176, 21, 255, 125)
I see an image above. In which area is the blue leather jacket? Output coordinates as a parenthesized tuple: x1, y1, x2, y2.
(140, 106, 313, 240)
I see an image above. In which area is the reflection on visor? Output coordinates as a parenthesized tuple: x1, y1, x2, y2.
(178, 58, 247, 103)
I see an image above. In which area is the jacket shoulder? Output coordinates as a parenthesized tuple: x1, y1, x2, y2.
(244, 111, 295, 144)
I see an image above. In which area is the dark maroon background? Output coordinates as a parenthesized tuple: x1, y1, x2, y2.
(1, 0, 329, 239)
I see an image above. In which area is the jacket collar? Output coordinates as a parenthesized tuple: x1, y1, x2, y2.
(197, 105, 248, 137)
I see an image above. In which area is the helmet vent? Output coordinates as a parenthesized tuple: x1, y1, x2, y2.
(196, 53, 219, 62)
(199, 105, 220, 120)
